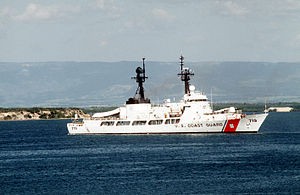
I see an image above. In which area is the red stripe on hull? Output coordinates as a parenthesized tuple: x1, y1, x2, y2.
(223, 119, 240, 133)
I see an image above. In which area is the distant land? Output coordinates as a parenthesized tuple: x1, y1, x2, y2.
(83, 102, 300, 114)
(1, 102, 299, 121)
(0, 108, 89, 121)
(0, 61, 299, 107)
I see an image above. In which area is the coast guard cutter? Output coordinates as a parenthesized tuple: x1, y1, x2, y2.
(67, 56, 268, 134)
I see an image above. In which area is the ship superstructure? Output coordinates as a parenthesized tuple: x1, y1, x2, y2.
(67, 56, 268, 134)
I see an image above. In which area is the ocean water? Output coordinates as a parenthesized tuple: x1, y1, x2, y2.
(0, 112, 299, 194)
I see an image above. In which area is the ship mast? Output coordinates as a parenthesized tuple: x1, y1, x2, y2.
(126, 58, 150, 104)
(135, 58, 147, 100)
(177, 55, 194, 94)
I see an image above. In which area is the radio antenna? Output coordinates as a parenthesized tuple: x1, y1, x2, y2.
(177, 55, 194, 94)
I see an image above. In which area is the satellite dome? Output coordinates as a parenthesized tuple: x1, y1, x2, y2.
(189, 85, 196, 92)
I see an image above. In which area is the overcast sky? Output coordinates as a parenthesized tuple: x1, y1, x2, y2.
(1, 0, 300, 62)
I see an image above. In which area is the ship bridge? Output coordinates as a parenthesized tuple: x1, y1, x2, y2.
(183, 85, 208, 102)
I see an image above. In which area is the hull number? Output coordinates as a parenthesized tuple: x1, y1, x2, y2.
(249, 119, 257, 122)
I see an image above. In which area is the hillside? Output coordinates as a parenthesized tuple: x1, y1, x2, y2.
(0, 61, 299, 107)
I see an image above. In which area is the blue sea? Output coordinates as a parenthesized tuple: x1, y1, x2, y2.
(0, 112, 299, 194)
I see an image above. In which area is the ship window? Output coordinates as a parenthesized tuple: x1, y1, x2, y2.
(171, 119, 180, 124)
(100, 121, 115, 126)
(148, 120, 163, 125)
(187, 99, 207, 102)
(165, 118, 180, 124)
(132, 121, 147, 126)
(165, 119, 170, 124)
(116, 121, 130, 126)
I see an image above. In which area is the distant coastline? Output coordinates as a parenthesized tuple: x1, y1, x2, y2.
(0, 102, 299, 121)
(81, 102, 300, 114)
(213, 102, 300, 112)
(0, 108, 89, 121)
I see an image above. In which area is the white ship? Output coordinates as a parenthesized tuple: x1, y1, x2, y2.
(67, 56, 268, 134)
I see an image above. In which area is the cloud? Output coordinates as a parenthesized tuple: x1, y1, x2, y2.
(216, 1, 249, 16)
(14, 3, 80, 21)
(99, 40, 108, 47)
(15, 3, 59, 21)
(0, 6, 14, 18)
(152, 8, 175, 21)
(216, 0, 300, 18)
(95, 0, 109, 9)
(93, 0, 121, 19)
(281, 0, 300, 11)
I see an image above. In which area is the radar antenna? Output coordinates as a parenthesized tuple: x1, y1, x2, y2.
(177, 55, 194, 94)
(126, 58, 150, 104)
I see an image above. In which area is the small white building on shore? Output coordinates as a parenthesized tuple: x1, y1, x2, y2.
(266, 107, 293, 112)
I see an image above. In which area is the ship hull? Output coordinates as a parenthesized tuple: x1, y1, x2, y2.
(67, 113, 268, 135)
